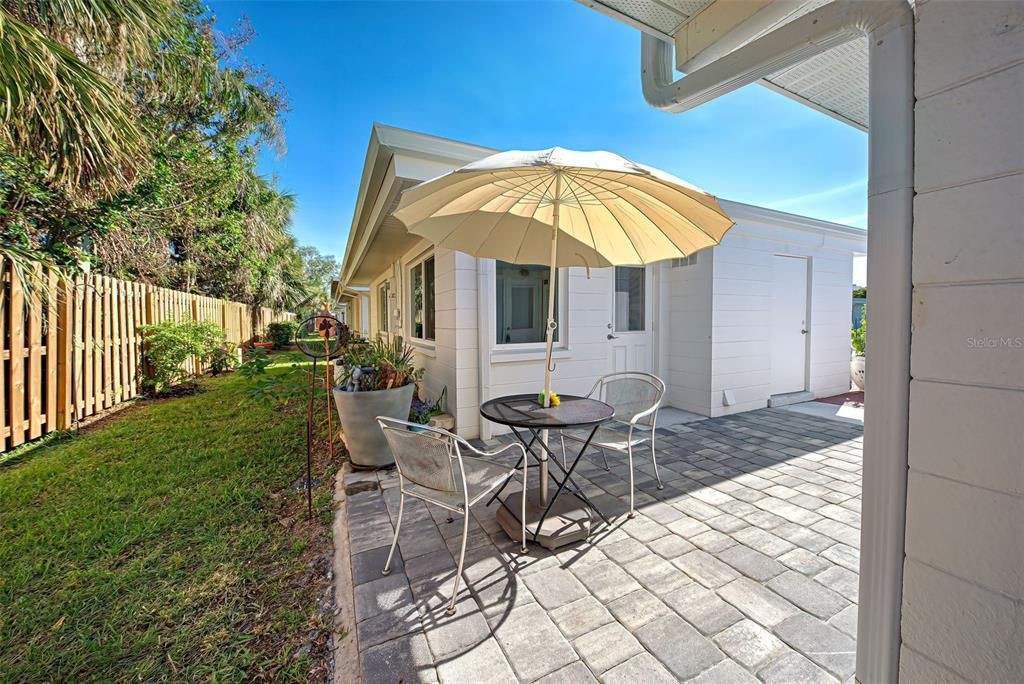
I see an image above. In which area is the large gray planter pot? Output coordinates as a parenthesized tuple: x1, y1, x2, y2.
(333, 383, 414, 468)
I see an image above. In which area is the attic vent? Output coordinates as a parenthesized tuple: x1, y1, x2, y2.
(671, 254, 698, 268)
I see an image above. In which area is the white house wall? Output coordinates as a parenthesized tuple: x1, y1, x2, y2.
(662, 253, 714, 414)
(366, 240, 466, 435)
(900, 2, 1024, 681)
(693, 216, 858, 417)
(478, 264, 617, 439)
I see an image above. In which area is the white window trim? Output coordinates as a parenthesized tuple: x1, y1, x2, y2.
(611, 265, 651, 335)
(376, 280, 391, 336)
(486, 259, 570, 362)
(406, 250, 436, 346)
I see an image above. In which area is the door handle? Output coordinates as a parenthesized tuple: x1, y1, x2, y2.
(607, 334, 618, 340)
(801, 329, 808, 334)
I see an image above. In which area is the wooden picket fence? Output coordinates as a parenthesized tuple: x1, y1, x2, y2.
(1, 262, 293, 453)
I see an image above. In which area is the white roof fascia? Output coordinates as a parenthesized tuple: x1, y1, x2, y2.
(720, 198, 867, 252)
(339, 126, 498, 287)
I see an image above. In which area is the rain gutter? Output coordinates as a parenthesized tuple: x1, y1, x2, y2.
(639, 3, 915, 682)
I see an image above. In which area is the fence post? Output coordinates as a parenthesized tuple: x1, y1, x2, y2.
(9, 267, 25, 447)
(56, 276, 73, 430)
(192, 297, 202, 376)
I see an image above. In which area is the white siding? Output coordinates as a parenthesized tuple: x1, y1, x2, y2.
(663, 253, 713, 414)
(479, 265, 616, 438)
(365, 241, 462, 435)
(901, 1, 1024, 681)
(705, 219, 858, 417)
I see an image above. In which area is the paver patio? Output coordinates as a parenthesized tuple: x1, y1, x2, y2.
(344, 407, 862, 683)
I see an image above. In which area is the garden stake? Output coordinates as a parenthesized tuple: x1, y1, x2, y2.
(307, 356, 316, 519)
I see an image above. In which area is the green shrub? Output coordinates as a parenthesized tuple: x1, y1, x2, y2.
(141, 320, 226, 394)
(851, 307, 866, 356)
(267, 321, 298, 349)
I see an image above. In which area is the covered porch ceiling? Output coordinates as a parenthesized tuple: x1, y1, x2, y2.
(339, 125, 496, 287)
(579, 0, 868, 129)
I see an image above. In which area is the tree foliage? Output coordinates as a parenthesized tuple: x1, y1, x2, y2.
(0, 1, 327, 311)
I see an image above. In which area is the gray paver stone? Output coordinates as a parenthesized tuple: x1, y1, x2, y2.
(688, 659, 761, 683)
(435, 637, 517, 684)
(778, 548, 833, 576)
(673, 549, 740, 588)
(635, 613, 725, 680)
(606, 588, 671, 630)
(572, 621, 644, 674)
(774, 614, 857, 680)
(767, 570, 850, 620)
(757, 651, 839, 684)
(354, 572, 416, 622)
(601, 653, 677, 684)
(712, 619, 787, 670)
(533, 661, 599, 684)
(718, 544, 787, 581)
(493, 603, 578, 681)
(522, 566, 590, 610)
(549, 595, 615, 639)
(361, 632, 439, 684)
(717, 577, 801, 628)
(662, 583, 742, 635)
(570, 560, 642, 602)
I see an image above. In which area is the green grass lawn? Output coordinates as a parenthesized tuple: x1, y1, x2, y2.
(0, 357, 337, 682)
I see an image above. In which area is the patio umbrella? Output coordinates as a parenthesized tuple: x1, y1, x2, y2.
(394, 147, 733, 500)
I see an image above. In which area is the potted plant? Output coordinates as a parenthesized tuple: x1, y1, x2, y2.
(409, 387, 446, 432)
(850, 308, 866, 390)
(333, 337, 422, 467)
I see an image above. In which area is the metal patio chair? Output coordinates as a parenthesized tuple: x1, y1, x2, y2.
(560, 371, 666, 517)
(376, 417, 528, 615)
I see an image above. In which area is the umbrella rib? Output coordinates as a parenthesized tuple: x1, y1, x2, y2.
(428, 170, 547, 248)
(574, 174, 700, 258)
(562, 169, 601, 262)
(572, 173, 647, 264)
(512, 173, 559, 264)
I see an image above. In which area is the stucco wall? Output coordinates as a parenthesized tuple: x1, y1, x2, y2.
(900, 1, 1024, 681)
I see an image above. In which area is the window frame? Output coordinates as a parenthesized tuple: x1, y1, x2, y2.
(613, 265, 647, 333)
(377, 281, 390, 335)
(407, 252, 436, 343)
(492, 261, 568, 351)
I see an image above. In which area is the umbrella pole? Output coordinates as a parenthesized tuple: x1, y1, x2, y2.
(541, 173, 562, 506)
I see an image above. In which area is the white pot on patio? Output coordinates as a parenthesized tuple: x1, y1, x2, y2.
(850, 354, 866, 390)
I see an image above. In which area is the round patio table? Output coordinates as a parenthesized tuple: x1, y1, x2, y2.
(480, 394, 614, 549)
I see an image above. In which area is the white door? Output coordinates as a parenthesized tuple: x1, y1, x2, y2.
(608, 266, 653, 373)
(770, 255, 809, 394)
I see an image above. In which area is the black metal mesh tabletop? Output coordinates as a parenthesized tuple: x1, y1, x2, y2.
(480, 394, 614, 429)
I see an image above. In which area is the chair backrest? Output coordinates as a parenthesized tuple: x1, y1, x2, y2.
(594, 372, 665, 426)
(377, 417, 459, 492)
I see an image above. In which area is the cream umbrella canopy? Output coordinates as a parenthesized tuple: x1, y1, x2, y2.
(394, 147, 733, 503)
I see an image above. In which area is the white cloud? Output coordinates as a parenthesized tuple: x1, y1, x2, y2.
(766, 179, 865, 210)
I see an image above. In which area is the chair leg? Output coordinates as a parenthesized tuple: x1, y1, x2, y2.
(383, 492, 405, 575)
(600, 447, 610, 471)
(447, 511, 470, 615)
(651, 434, 664, 490)
(559, 434, 567, 470)
(626, 443, 635, 518)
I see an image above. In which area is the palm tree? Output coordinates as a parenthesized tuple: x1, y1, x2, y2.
(0, 0, 179, 195)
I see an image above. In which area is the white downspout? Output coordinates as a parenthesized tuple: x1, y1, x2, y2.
(640, 3, 915, 682)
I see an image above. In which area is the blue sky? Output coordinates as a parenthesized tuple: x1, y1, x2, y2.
(210, 0, 868, 282)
